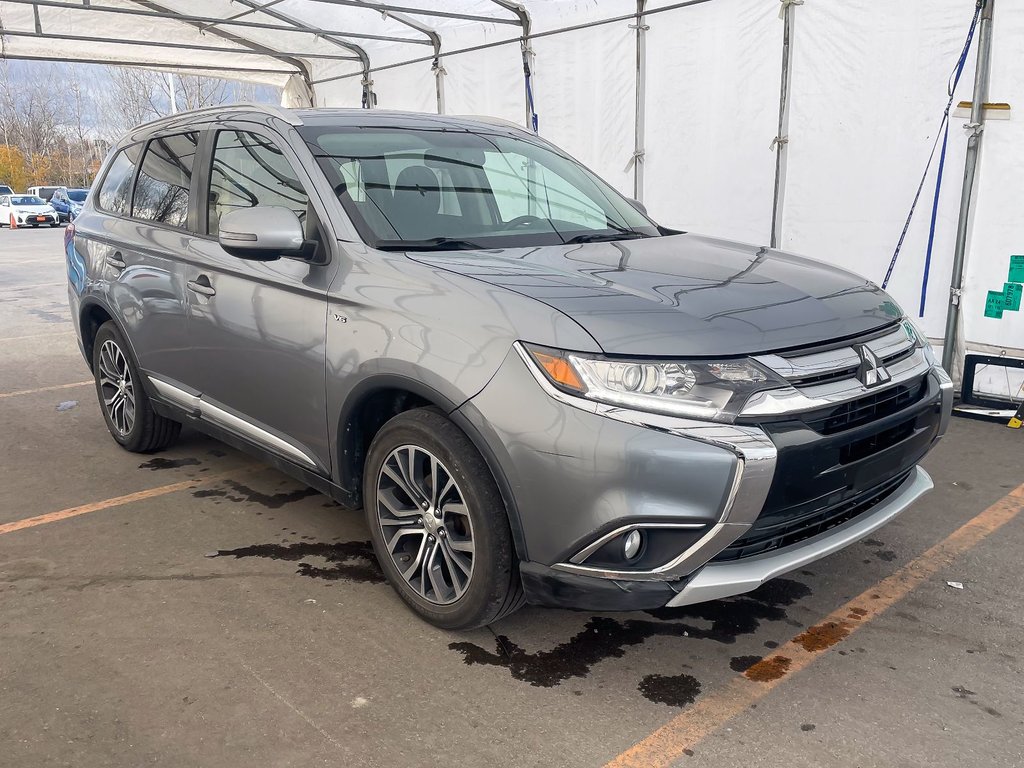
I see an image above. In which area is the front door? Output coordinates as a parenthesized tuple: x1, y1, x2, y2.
(185, 127, 335, 475)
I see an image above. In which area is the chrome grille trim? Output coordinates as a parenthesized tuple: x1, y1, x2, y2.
(744, 322, 931, 417)
(755, 324, 915, 383)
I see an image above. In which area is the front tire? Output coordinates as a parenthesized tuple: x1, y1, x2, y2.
(92, 321, 181, 453)
(364, 407, 524, 630)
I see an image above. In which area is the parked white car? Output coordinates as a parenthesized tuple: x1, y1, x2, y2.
(0, 195, 61, 227)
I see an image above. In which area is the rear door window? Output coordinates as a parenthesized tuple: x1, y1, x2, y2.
(207, 130, 308, 236)
(97, 144, 144, 215)
(132, 132, 199, 230)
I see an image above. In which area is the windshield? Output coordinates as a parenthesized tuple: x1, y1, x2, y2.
(68, 190, 89, 202)
(12, 196, 46, 206)
(301, 127, 660, 250)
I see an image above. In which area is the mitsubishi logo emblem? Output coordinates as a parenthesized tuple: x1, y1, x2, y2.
(855, 345, 891, 388)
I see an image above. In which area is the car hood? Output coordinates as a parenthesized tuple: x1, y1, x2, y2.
(408, 233, 902, 357)
(15, 205, 54, 213)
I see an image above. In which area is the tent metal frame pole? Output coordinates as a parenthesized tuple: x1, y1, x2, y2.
(127, 0, 316, 92)
(942, 0, 995, 374)
(0, 0, 429, 44)
(0, 27, 359, 61)
(223, 0, 374, 107)
(769, 0, 796, 249)
(311, 0, 714, 86)
(350, 0, 445, 113)
(0, 53, 295, 76)
(631, 0, 648, 202)
(492, 1, 535, 131)
(296, 0, 520, 25)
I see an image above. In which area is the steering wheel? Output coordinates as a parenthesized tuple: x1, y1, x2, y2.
(502, 214, 545, 230)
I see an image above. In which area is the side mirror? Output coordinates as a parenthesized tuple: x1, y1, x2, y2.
(627, 198, 648, 216)
(218, 206, 311, 261)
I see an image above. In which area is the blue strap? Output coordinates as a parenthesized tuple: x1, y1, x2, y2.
(882, 1, 982, 295)
(919, 119, 951, 316)
(525, 72, 539, 133)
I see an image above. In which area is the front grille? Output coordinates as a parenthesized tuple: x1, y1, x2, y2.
(787, 345, 918, 388)
(712, 471, 911, 562)
(802, 375, 929, 435)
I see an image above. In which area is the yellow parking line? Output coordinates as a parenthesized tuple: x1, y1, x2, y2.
(0, 381, 93, 399)
(605, 483, 1024, 768)
(0, 471, 239, 537)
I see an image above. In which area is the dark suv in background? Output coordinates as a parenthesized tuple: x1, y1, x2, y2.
(66, 104, 952, 629)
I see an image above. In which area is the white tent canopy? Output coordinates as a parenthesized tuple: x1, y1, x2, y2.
(2, 0, 1021, 396)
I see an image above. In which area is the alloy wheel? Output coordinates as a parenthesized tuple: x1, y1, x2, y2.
(375, 445, 475, 605)
(97, 339, 136, 436)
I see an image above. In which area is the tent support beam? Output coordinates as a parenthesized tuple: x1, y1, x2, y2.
(0, 53, 295, 76)
(942, 0, 995, 374)
(125, 0, 317, 96)
(221, 0, 375, 107)
(631, 0, 648, 202)
(492, 1, 536, 131)
(0, 27, 357, 61)
(311, 0, 715, 86)
(0, 0, 430, 44)
(298, 0, 520, 25)
(769, 0, 797, 249)
(352, 0, 445, 113)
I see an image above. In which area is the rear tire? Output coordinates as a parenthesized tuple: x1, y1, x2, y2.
(363, 407, 524, 630)
(92, 321, 181, 453)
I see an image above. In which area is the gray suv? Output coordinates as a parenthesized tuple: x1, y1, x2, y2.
(66, 104, 953, 629)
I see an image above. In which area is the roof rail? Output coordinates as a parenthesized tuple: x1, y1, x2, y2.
(452, 114, 528, 131)
(131, 102, 303, 132)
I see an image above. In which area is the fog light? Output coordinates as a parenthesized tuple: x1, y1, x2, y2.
(623, 529, 643, 560)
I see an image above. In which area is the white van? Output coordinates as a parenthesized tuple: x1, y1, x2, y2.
(27, 185, 65, 202)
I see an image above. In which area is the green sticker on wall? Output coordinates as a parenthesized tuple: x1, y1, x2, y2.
(985, 291, 1005, 319)
(1010, 255, 1024, 283)
(1004, 282, 1023, 311)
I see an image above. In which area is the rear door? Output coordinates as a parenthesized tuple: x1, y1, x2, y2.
(78, 137, 199, 392)
(184, 125, 335, 475)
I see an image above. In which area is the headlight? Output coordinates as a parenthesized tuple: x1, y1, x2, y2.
(902, 317, 941, 367)
(523, 343, 786, 422)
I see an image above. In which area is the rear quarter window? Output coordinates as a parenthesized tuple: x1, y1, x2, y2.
(97, 145, 144, 215)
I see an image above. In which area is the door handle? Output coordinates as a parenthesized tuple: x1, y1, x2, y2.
(106, 252, 126, 270)
(187, 275, 216, 297)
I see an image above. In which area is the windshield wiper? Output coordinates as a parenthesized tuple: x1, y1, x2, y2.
(374, 237, 489, 252)
(562, 230, 651, 244)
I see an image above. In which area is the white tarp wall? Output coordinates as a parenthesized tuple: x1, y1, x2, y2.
(1, 0, 1020, 393)
(314, 0, 1021, 395)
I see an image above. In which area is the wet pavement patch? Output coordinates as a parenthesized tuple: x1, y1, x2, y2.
(193, 488, 227, 499)
(637, 673, 702, 707)
(800, 723, 816, 732)
(221, 480, 318, 509)
(138, 457, 201, 470)
(210, 541, 385, 584)
(450, 578, 811, 702)
(729, 655, 763, 673)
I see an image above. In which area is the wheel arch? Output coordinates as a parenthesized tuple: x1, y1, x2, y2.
(336, 374, 527, 560)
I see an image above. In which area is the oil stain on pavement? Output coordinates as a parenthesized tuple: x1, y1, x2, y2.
(210, 541, 385, 584)
(449, 578, 812, 704)
(138, 457, 202, 470)
(210, 534, 814, 709)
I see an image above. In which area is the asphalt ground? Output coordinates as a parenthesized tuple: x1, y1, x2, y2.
(1, 225, 1022, 767)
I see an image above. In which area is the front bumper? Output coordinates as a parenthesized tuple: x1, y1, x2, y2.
(461, 345, 952, 611)
(13, 212, 57, 225)
(665, 465, 932, 606)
